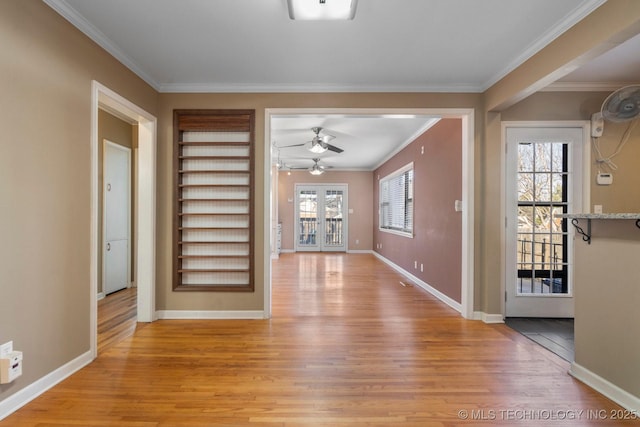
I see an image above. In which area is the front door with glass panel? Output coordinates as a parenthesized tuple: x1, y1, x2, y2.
(295, 184, 347, 252)
(505, 126, 585, 318)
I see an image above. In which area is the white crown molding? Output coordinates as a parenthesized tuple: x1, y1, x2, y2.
(481, 0, 607, 91)
(43, 0, 161, 91)
(541, 81, 639, 92)
(158, 82, 482, 94)
(372, 118, 441, 170)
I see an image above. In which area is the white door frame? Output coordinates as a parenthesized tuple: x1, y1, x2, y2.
(91, 81, 157, 358)
(102, 140, 132, 295)
(264, 108, 475, 320)
(501, 121, 590, 319)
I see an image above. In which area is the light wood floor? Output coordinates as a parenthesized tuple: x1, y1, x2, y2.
(98, 287, 140, 354)
(1, 253, 633, 426)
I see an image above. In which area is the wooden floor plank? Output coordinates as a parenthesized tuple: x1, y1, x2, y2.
(97, 287, 141, 354)
(1, 253, 635, 426)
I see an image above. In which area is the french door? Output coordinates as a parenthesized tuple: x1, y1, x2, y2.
(505, 125, 585, 318)
(295, 184, 348, 252)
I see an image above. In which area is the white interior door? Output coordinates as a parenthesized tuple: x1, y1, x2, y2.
(295, 184, 348, 252)
(103, 140, 131, 295)
(505, 126, 585, 318)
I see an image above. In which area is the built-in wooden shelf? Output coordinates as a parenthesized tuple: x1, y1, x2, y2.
(173, 109, 255, 292)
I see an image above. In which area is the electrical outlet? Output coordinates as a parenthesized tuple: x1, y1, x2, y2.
(594, 205, 603, 214)
(414, 261, 418, 269)
(0, 341, 13, 358)
(420, 264, 424, 272)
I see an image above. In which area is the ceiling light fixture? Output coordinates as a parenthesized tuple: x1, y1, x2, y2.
(309, 165, 325, 175)
(287, 0, 358, 20)
(309, 142, 328, 154)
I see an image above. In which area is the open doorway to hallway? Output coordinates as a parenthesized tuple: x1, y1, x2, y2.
(265, 108, 475, 320)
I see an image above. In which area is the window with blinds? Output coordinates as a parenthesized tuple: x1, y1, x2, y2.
(173, 110, 255, 291)
(379, 162, 414, 237)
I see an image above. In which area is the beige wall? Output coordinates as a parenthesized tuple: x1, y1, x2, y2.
(156, 93, 483, 313)
(277, 171, 374, 252)
(574, 221, 640, 398)
(502, 91, 640, 213)
(98, 109, 135, 294)
(0, 0, 157, 402)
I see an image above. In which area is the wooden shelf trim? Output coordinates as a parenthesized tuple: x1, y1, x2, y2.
(174, 109, 255, 292)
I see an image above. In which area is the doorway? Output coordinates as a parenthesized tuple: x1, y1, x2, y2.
(504, 124, 587, 318)
(91, 81, 157, 358)
(265, 108, 475, 320)
(295, 184, 348, 252)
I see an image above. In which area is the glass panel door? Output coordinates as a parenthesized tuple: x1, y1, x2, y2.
(295, 185, 348, 252)
(505, 126, 584, 318)
(297, 189, 319, 251)
(516, 142, 568, 294)
(324, 189, 344, 249)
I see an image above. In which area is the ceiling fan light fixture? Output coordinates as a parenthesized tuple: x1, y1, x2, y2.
(309, 142, 328, 153)
(309, 166, 324, 175)
(287, 0, 358, 20)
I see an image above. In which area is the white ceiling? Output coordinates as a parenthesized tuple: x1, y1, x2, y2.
(44, 0, 640, 171)
(271, 114, 440, 170)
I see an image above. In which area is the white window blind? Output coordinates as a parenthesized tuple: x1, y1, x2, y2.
(379, 163, 413, 237)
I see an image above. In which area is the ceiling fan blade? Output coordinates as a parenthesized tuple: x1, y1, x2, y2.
(278, 142, 307, 148)
(326, 143, 343, 153)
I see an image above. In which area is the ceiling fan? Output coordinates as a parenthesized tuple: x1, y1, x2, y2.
(288, 158, 333, 175)
(279, 127, 344, 154)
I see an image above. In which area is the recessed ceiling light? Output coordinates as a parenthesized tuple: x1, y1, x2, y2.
(287, 0, 358, 21)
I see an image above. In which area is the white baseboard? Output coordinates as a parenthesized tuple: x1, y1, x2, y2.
(570, 362, 640, 411)
(473, 312, 504, 323)
(373, 252, 462, 314)
(0, 350, 93, 421)
(347, 249, 374, 254)
(156, 310, 266, 320)
(280, 249, 295, 254)
(97, 292, 105, 301)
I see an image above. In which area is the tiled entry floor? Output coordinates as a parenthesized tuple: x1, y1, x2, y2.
(505, 317, 574, 362)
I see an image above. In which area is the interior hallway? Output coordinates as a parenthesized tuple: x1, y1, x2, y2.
(1, 253, 629, 426)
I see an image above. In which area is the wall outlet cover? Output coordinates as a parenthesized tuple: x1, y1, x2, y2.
(0, 341, 13, 359)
